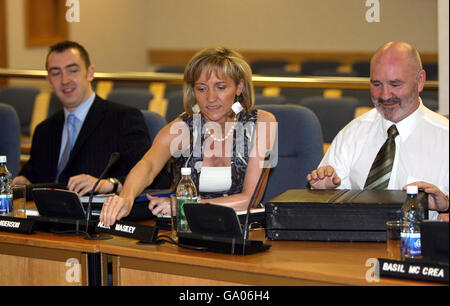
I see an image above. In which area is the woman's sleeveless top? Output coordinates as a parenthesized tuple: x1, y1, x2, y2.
(172, 109, 258, 199)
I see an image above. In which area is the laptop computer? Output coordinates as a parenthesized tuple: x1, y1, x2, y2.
(32, 188, 86, 220)
(183, 203, 244, 238)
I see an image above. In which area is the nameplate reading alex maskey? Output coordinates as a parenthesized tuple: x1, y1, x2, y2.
(0, 216, 35, 234)
(378, 258, 449, 284)
(95, 220, 158, 243)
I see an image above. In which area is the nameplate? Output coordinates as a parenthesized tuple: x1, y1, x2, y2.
(0, 216, 35, 234)
(378, 258, 449, 284)
(95, 220, 158, 243)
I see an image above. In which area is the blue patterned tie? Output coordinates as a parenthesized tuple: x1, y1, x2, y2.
(56, 114, 77, 181)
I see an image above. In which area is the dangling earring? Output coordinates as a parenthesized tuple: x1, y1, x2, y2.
(232, 99, 243, 114)
(192, 103, 200, 114)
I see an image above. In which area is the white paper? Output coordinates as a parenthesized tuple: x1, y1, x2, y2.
(199, 166, 232, 193)
(79, 193, 114, 203)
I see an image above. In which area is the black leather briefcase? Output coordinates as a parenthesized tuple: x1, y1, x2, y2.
(265, 189, 428, 242)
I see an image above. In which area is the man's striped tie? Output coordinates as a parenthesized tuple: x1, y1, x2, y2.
(364, 124, 399, 190)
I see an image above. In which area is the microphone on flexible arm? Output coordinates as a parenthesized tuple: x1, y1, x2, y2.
(84, 152, 120, 239)
(242, 151, 272, 255)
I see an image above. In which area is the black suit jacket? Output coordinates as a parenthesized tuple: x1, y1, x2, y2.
(20, 96, 170, 188)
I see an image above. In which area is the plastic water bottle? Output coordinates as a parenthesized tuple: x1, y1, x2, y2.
(0, 156, 13, 216)
(176, 167, 197, 232)
(401, 185, 424, 260)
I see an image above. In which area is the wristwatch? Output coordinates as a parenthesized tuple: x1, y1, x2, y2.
(108, 177, 120, 194)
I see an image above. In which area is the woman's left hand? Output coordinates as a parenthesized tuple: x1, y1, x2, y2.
(147, 194, 171, 217)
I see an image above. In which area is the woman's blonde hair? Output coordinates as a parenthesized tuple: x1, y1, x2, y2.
(183, 46, 254, 116)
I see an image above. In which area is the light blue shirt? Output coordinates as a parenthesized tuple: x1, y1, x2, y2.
(57, 93, 96, 165)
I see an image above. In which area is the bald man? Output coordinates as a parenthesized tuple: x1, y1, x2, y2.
(306, 41, 449, 219)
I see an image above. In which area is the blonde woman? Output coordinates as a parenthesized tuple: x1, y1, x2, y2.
(100, 46, 276, 226)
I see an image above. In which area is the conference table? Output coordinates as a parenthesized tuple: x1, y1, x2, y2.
(0, 218, 442, 286)
(0, 230, 100, 286)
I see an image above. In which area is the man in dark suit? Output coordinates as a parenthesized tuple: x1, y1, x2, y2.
(13, 41, 170, 195)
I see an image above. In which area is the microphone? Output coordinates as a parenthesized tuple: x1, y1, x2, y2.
(242, 151, 271, 254)
(84, 152, 120, 239)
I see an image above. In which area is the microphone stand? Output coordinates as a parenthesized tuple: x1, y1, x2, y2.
(84, 152, 119, 240)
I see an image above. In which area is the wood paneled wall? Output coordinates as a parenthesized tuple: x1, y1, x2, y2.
(148, 49, 438, 67)
(0, 0, 6, 85)
(25, 0, 68, 46)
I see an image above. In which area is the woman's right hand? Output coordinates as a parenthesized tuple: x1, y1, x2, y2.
(99, 195, 133, 227)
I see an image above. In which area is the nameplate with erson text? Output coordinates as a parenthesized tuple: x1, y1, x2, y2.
(95, 220, 158, 243)
(0, 216, 35, 234)
(378, 258, 449, 284)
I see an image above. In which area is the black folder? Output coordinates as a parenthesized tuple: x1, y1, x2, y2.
(265, 189, 427, 242)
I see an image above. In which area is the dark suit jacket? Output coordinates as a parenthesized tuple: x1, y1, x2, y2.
(20, 96, 170, 188)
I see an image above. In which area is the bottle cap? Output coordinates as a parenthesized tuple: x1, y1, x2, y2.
(181, 167, 191, 175)
(0, 156, 6, 163)
(406, 185, 418, 195)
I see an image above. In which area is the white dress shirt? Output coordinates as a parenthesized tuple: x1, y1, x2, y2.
(319, 99, 449, 219)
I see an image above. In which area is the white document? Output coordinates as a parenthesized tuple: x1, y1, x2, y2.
(199, 166, 232, 193)
(79, 193, 114, 203)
